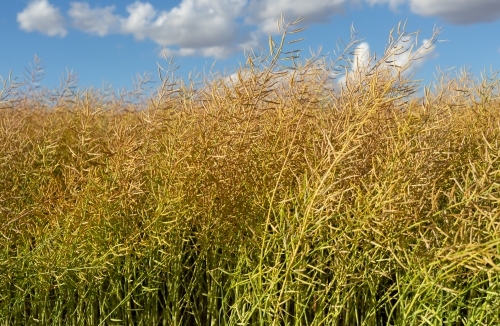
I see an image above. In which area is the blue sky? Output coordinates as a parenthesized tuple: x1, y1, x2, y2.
(1, 0, 499, 95)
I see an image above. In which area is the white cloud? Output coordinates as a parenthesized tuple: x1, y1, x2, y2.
(246, 0, 346, 33)
(68, 2, 120, 36)
(14, 0, 353, 59)
(120, 0, 250, 58)
(366, 0, 500, 24)
(17, 0, 66, 37)
(47, 0, 347, 58)
(409, 0, 500, 25)
(338, 35, 437, 86)
(120, 2, 157, 40)
(352, 42, 371, 72)
(16, 0, 500, 61)
(337, 42, 371, 85)
(389, 37, 437, 75)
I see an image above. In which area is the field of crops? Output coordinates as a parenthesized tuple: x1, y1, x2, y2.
(1, 23, 499, 325)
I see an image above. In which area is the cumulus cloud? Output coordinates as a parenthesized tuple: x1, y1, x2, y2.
(67, 0, 252, 58)
(352, 42, 371, 72)
(337, 42, 371, 85)
(246, 0, 346, 33)
(16, 0, 500, 59)
(68, 2, 120, 36)
(17, 0, 351, 58)
(17, 0, 66, 37)
(389, 36, 437, 74)
(121, 0, 247, 51)
(366, 0, 500, 24)
(409, 0, 500, 25)
(338, 35, 437, 86)
(120, 2, 157, 40)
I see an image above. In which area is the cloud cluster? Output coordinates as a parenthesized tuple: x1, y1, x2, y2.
(120, 0, 249, 57)
(17, 0, 67, 37)
(16, 0, 500, 59)
(68, 3, 120, 36)
(245, 0, 345, 33)
(410, 0, 500, 25)
(16, 0, 349, 58)
(367, 0, 500, 24)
